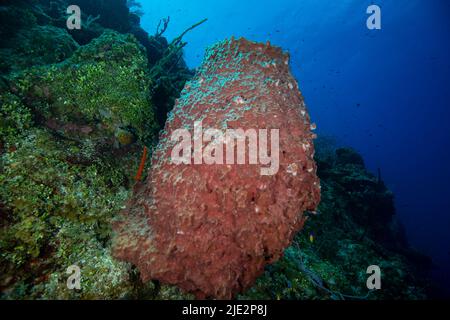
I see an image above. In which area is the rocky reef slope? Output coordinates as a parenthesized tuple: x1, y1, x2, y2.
(240, 139, 432, 299)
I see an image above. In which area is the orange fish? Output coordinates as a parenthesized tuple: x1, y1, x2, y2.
(135, 146, 148, 182)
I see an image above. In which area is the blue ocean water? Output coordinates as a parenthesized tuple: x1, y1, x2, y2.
(140, 0, 450, 291)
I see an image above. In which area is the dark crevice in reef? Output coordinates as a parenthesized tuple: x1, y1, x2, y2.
(0, 1, 433, 299)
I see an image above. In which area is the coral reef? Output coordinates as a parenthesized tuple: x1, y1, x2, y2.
(8, 30, 158, 147)
(0, 0, 197, 130)
(0, 1, 431, 300)
(0, 25, 78, 74)
(0, 0, 194, 300)
(112, 38, 321, 299)
(0, 126, 137, 298)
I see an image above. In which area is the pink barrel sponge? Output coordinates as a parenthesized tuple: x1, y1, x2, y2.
(112, 37, 321, 299)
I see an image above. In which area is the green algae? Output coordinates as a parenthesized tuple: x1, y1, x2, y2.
(0, 92, 33, 145)
(0, 127, 135, 295)
(8, 31, 158, 146)
(0, 1, 198, 300)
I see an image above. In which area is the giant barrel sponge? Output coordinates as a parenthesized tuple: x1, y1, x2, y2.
(112, 38, 321, 299)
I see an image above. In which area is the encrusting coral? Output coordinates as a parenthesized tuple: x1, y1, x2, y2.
(8, 31, 158, 148)
(0, 1, 195, 299)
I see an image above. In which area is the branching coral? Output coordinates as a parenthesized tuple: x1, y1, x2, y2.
(155, 16, 170, 37)
(148, 18, 207, 125)
(149, 18, 207, 81)
(83, 14, 101, 29)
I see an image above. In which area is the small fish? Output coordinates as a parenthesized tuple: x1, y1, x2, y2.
(135, 146, 148, 182)
(309, 232, 314, 243)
